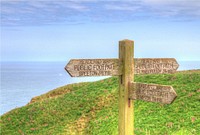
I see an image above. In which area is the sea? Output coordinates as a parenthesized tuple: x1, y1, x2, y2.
(0, 61, 200, 115)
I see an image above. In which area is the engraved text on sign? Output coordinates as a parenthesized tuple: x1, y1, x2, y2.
(129, 82, 177, 104)
(65, 59, 122, 77)
(134, 58, 179, 74)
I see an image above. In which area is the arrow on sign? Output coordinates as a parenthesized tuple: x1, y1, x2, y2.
(134, 58, 179, 74)
(129, 82, 177, 104)
(65, 59, 122, 77)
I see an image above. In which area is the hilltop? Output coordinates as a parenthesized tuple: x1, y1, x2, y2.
(1, 70, 200, 135)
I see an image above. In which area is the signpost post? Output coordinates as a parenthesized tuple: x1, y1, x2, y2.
(118, 40, 134, 135)
(65, 39, 179, 135)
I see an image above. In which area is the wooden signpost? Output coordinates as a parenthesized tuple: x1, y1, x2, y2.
(65, 39, 179, 135)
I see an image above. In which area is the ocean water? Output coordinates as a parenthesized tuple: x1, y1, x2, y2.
(0, 61, 200, 115)
(0, 61, 107, 115)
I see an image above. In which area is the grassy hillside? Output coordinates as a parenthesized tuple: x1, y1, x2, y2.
(1, 70, 200, 135)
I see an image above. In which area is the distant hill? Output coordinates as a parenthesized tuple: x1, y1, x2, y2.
(1, 70, 200, 135)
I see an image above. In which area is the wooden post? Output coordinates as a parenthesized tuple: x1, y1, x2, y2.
(119, 39, 134, 135)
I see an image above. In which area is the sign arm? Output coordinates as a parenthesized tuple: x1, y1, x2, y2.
(129, 82, 177, 104)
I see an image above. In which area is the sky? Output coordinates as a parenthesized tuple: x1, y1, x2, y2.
(1, 0, 200, 61)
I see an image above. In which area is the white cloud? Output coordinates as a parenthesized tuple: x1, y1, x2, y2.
(105, 3, 141, 11)
(143, 0, 200, 5)
(1, 0, 200, 26)
(142, 0, 200, 16)
(1, 1, 90, 26)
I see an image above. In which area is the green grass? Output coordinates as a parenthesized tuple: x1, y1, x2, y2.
(1, 70, 200, 135)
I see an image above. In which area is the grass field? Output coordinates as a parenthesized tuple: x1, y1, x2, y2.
(1, 70, 200, 135)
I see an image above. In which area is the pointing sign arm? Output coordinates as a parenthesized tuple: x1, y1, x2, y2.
(65, 59, 122, 77)
(129, 82, 177, 104)
(134, 58, 179, 74)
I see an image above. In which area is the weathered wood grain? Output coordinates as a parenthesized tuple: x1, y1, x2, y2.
(65, 58, 179, 77)
(129, 82, 177, 104)
(134, 58, 179, 74)
(118, 40, 134, 135)
(65, 59, 122, 77)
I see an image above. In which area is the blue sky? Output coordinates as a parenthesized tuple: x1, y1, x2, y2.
(1, 0, 200, 61)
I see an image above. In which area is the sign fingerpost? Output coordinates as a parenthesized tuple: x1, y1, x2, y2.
(65, 39, 178, 135)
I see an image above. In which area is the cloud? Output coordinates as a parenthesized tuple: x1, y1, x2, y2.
(104, 2, 141, 11)
(1, 0, 200, 26)
(142, 0, 200, 17)
(1, 1, 90, 26)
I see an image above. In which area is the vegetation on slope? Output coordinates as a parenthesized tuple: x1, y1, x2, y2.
(1, 70, 200, 135)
